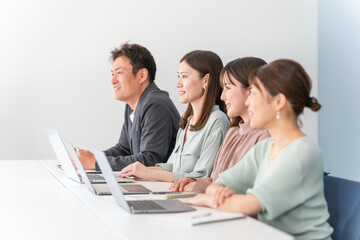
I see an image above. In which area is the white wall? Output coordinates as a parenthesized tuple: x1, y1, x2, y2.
(0, 0, 318, 160)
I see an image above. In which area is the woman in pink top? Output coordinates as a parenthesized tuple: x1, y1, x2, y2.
(169, 57, 270, 192)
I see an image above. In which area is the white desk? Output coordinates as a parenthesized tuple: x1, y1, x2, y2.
(0, 160, 121, 240)
(1, 160, 294, 240)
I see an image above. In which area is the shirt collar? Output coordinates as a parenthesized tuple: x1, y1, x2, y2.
(238, 122, 252, 135)
(129, 110, 135, 123)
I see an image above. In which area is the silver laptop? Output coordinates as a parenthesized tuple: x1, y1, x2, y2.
(45, 128, 133, 184)
(64, 140, 152, 195)
(93, 149, 196, 213)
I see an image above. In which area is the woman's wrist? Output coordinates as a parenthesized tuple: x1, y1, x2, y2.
(206, 183, 222, 195)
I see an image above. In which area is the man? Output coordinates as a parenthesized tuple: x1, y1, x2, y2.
(77, 43, 180, 171)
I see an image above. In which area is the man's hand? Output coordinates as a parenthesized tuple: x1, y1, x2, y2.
(76, 148, 96, 170)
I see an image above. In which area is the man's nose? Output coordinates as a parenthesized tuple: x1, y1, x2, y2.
(111, 75, 117, 84)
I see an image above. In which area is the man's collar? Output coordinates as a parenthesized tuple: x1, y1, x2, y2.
(130, 82, 158, 111)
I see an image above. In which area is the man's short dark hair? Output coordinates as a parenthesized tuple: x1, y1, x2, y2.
(111, 43, 157, 82)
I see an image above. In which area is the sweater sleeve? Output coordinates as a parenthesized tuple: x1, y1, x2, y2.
(192, 177, 213, 193)
(215, 139, 269, 194)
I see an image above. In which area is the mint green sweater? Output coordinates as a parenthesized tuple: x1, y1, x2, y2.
(216, 137, 333, 240)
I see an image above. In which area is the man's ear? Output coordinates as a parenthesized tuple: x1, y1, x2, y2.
(138, 68, 149, 84)
(273, 93, 287, 111)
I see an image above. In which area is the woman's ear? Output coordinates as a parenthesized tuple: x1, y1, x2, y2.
(273, 93, 287, 111)
(202, 73, 210, 88)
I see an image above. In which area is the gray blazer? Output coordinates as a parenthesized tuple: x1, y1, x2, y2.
(96, 82, 180, 171)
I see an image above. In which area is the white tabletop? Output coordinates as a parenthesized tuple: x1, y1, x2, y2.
(1, 160, 294, 240)
(0, 160, 121, 240)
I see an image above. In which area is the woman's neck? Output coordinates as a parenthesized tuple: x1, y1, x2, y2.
(240, 113, 250, 124)
(268, 119, 304, 149)
(267, 120, 304, 165)
(190, 98, 205, 125)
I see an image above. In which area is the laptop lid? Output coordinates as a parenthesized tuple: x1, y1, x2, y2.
(45, 128, 133, 185)
(45, 128, 81, 182)
(63, 139, 97, 194)
(93, 149, 195, 213)
(63, 140, 137, 195)
(93, 149, 132, 212)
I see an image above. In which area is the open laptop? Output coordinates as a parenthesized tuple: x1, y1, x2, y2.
(63, 140, 152, 195)
(93, 148, 195, 213)
(45, 128, 133, 184)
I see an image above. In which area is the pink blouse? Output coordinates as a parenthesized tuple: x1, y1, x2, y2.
(193, 122, 270, 192)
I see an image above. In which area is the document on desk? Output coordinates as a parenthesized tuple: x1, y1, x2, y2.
(148, 210, 245, 227)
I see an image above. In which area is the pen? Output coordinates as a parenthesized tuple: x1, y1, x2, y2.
(191, 212, 212, 219)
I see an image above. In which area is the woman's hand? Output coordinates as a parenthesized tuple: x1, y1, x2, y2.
(169, 177, 196, 191)
(212, 186, 235, 208)
(185, 194, 212, 207)
(119, 162, 149, 179)
(186, 185, 235, 209)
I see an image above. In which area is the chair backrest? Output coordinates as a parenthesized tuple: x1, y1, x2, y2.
(323, 176, 360, 240)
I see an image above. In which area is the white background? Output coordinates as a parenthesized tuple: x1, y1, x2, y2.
(0, 0, 317, 160)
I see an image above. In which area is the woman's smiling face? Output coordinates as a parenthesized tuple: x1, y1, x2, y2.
(246, 77, 276, 129)
(220, 72, 249, 118)
(177, 60, 206, 105)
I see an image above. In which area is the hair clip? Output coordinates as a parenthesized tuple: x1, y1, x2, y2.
(306, 97, 318, 107)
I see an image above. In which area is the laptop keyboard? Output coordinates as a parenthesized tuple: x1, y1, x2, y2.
(128, 200, 165, 210)
(87, 174, 105, 181)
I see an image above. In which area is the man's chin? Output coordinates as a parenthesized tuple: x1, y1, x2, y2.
(114, 95, 124, 101)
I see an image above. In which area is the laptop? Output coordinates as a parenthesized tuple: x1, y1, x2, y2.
(93, 148, 196, 213)
(45, 128, 133, 184)
(63, 140, 152, 195)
